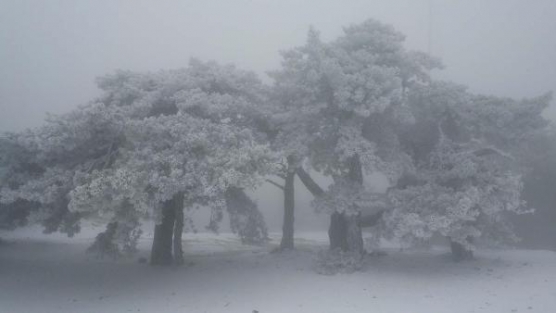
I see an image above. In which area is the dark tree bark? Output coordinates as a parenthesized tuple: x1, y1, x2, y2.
(329, 213, 366, 253)
(296, 160, 381, 253)
(344, 155, 364, 253)
(279, 164, 296, 250)
(297, 166, 346, 250)
(348, 154, 364, 185)
(173, 193, 185, 265)
(150, 198, 176, 266)
(450, 239, 474, 262)
(297, 166, 354, 251)
(328, 212, 348, 250)
(345, 213, 364, 254)
(296, 166, 324, 197)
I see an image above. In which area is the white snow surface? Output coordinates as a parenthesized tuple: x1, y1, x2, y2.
(1, 226, 556, 313)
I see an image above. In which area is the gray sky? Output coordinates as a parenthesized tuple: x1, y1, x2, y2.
(1, 0, 555, 132)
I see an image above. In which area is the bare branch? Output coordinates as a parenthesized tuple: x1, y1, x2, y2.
(102, 142, 116, 170)
(472, 146, 514, 160)
(295, 166, 324, 197)
(86, 159, 99, 173)
(266, 179, 285, 191)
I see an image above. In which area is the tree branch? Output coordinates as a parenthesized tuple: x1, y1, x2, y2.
(266, 179, 285, 191)
(102, 142, 116, 170)
(472, 146, 514, 160)
(295, 166, 324, 197)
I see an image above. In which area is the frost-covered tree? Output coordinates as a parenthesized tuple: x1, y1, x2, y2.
(0, 103, 126, 237)
(70, 113, 273, 264)
(0, 134, 41, 231)
(74, 60, 276, 265)
(1, 60, 276, 265)
(384, 81, 551, 260)
(503, 119, 556, 249)
(270, 19, 440, 254)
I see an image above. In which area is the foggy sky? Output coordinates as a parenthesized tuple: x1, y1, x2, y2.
(1, 0, 555, 132)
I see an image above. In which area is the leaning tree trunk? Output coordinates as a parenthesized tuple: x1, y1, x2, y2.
(279, 165, 296, 250)
(172, 192, 185, 265)
(150, 198, 176, 265)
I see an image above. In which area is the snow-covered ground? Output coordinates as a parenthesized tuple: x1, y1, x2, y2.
(1, 227, 556, 313)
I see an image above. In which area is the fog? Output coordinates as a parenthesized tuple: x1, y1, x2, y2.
(3, 2, 556, 312)
(2, 0, 555, 235)
(1, 0, 555, 133)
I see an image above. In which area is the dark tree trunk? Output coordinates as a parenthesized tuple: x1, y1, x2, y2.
(344, 155, 364, 254)
(345, 213, 364, 254)
(173, 193, 185, 265)
(297, 166, 346, 250)
(348, 154, 363, 185)
(297, 165, 362, 252)
(450, 239, 474, 262)
(329, 213, 364, 253)
(150, 198, 176, 266)
(329, 212, 348, 250)
(280, 165, 296, 250)
(296, 159, 366, 253)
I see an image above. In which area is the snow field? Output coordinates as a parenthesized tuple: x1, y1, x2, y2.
(1, 228, 556, 313)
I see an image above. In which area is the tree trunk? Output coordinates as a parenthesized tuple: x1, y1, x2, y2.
(173, 193, 185, 265)
(297, 166, 342, 249)
(280, 166, 295, 250)
(344, 155, 364, 254)
(345, 213, 364, 254)
(329, 212, 348, 250)
(296, 160, 366, 253)
(450, 239, 474, 262)
(150, 198, 176, 266)
(348, 154, 363, 185)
